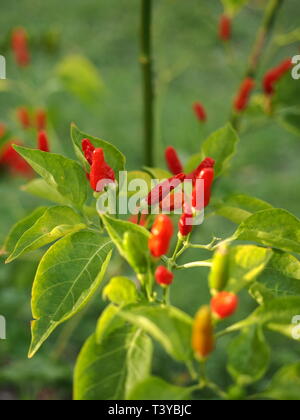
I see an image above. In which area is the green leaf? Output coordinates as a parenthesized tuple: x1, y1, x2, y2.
(275, 70, 300, 108)
(233, 209, 300, 254)
(128, 376, 192, 400)
(95, 304, 124, 344)
(143, 167, 172, 180)
(184, 153, 203, 174)
(215, 194, 273, 224)
(103, 277, 139, 305)
(228, 296, 300, 340)
(221, 0, 249, 16)
(14, 146, 88, 209)
(29, 231, 113, 358)
(101, 214, 150, 274)
(119, 304, 193, 362)
(71, 124, 126, 179)
(6, 206, 86, 263)
(56, 55, 104, 104)
(227, 326, 270, 386)
(74, 328, 153, 400)
(2, 207, 47, 255)
(200, 124, 239, 177)
(261, 363, 300, 400)
(22, 178, 68, 206)
(227, 245, 273, 293)
(271, 251, 300, 280)
(248, 282, 275, 305)
(256, 268, 300, 298)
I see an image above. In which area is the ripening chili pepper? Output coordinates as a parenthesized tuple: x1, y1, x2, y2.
(149, 214, 174, 258)
(155, 266, 174, 287)
(179, 211, 194, 237)
(35, 109, 47, 131)
(233, 78, 255, 112)
(82, 138, 95, 165)
(38, 131, 50, 152)
(192, 306, 215, 359)
(219, 14, 232, 42)
(129, 214, 147, 226)
(209, 244, 230, 294)
(160, 191, 185, 212)
(147, 173, 185, 207)
(193, 102, 207, 122)
(211, 291, 239, 319)
(89, 148, 115, 192)
(0, 141, 33, 177)
(187, 157, 216, 183)
(165, 146, 183, 175)
(192, 167, 215, 209)
(263, 58, 292, 96)
(17, 107, 31, 129)
(11, 28, 30, 67)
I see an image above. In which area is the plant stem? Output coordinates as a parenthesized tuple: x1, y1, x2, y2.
(176, 261, 212, 270)
(140, 0, 155, 166)
(231, 0, 285, 129)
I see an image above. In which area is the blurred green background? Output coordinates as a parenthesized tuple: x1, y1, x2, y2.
(0, 0, 299, 400)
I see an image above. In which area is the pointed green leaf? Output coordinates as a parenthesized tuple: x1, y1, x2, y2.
(71, 124, 125, 179)
(261, 363, 300, 400)
(271, 251, 300, 280)
(13, 146, 88, 209)
(215, 194, 273, 224)
(29, 231, 113, 358)
(234, 209, 300, 254)
(56, 55, 104, 105)
(119, 304, 193, 362)
(227, 326, 270, 386)
(74, 328, 153, 400)
(96, 305, 124, 344)
(6, 206, 86, 263)
(227, 245, 273, 293)
(103, 277, 139, 305)
(248, 282, 275, 305)
(2, 207, 47, 255)
(128, 376, 192, 400)
(200, 124, 239, 177)
(22, 178, 68, 206)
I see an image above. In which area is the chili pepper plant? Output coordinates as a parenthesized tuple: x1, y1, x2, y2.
(2, 0, 300, 401)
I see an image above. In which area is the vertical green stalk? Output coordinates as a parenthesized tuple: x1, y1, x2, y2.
(140, 0, 155, 167)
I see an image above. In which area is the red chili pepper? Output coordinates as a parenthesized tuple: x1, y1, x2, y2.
(149, 215, 174, 258)
(38, 131, 50, 152)
(89, 148, 115, 192)
(147, 173, 185, 206)
(129, 214, 147, 227)
(192, 167, 215, 209)
(165, 146, 183, 175)
(17, 107, 31, 129)
(11, 28, 30, 67)
(35, 109, 47, 131)
(211, 292, 239, 319)
(160, 191, 185, 212)
(193, 102, 207, 122)
(219, 15, 231, 42)
(233, 78, 255, 112)
(0, 141, 33, 178)
(263, 58, 292, 96)
(155, 266, 174, 286)
(82, 138, 95, 165)
(186, 157, 216, 184)
(179, 211, 194, 237)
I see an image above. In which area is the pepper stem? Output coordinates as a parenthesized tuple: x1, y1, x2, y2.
(140, 0, 155, 167)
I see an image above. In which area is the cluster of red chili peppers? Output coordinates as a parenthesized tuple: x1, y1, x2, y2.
(0, 108, 50, 177)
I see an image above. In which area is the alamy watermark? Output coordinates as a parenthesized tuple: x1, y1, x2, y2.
(0, 315, 6, 340)
(96, 172, 205, 226)
(292, 55, 300, 80)
(0, 55, 6, 79)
